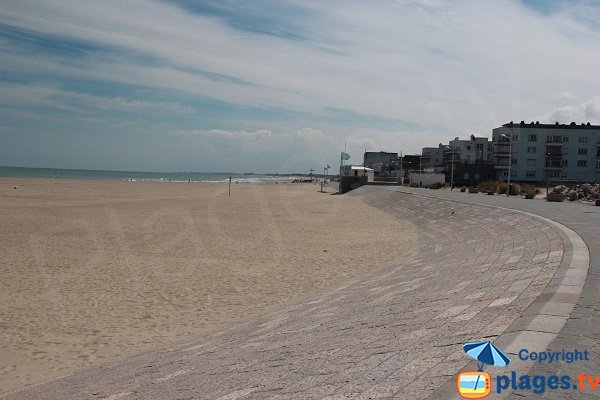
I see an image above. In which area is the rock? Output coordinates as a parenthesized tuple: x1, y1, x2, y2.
(547, 192, 564, 202)
(553, 185, 567, 193)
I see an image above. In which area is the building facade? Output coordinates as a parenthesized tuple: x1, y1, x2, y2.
(363, 151, 399, 177)
(445, 135, 492, 165)
(421, 144, 446, 170)
(492, 121, 600, 183)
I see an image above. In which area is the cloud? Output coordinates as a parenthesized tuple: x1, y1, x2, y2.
(551, 91, 576, 102)
(537, 97, 600, 124)
(0, 82, 195, 115)
(1, 0, 600, 171)
(174, 127, 339, 171)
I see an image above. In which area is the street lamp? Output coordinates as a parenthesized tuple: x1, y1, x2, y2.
(500, 133, 512, 197)
(545, 152, 551, 197)
(450, 145, 455, 190)
(399, 150, 403, 185)
(477, 150, 483, 186)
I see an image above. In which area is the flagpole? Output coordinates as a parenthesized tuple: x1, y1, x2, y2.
(340, 140, 347, 177)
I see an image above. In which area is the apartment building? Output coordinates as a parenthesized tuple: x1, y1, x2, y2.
(492, 121, 600, 183)
(421, 144, 446, 170)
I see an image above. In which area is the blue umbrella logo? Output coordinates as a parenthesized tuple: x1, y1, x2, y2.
(463, 341, 511, 372)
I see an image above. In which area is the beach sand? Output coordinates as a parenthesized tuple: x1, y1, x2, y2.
(0, 178, 416, 393)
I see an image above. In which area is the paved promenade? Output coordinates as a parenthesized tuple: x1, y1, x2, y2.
(381, 186, 599, 399)
(2, 187, 590, 399)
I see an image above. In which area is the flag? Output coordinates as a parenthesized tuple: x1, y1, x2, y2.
(341, 152, 350, 160)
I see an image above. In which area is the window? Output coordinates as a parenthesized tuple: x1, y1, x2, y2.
(545, 170, 560, 178)
(527, 159, 536, 166)
(511, 158, 517, 165)
(561, 159, 569, 167)
(467, 145, 471, 150)
(527, 146, 537, 154)
(547, 135, 562, 143)
(597, 160, 600, 169)
(578, 148, 588, 155)
(512, 134, 519, 141)
(562, 147, 569, 154)
(528, 134, 537, 142)
(563, 136, 569, 143)
(526, 171, 536, 177)
(579, 136, 588, 143)
(578, 160, 587, 167)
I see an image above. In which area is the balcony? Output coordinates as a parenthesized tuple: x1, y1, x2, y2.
(544, 160, 562, 170)
(546, 136, 564, 145)
(494, 159, 511, 168)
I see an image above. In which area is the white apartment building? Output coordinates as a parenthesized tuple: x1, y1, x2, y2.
(492, 121, 600, 183)
(447, 135, 492, 165)
(421, 144, 445, 169)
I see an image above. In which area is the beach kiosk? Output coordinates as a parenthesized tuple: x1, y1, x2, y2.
(342, 165, 374, 182)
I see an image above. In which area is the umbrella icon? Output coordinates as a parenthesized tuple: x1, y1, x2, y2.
(463, 341, 511, 371)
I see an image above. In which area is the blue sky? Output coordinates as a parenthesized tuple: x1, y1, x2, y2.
(1, 0, 600, 173)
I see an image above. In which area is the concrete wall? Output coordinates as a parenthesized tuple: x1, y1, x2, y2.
(339, 176, 368, 194)
(409, 172, 445, 187)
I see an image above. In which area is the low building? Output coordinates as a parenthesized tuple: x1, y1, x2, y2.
(340, 165, 374, 182)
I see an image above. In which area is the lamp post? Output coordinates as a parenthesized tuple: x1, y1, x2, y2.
(450, 145, 455, 190)
(477, 149, 483, 186)
(399, 150, 403, 185)
(545, 152, 551, 197)
(500, 133, 512, 197)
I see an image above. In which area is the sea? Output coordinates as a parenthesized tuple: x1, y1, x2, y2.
(0, 166, 300, 183)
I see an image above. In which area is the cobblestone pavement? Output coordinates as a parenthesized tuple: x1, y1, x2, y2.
(2, 187, 587, 400)
(381, 186, 599, 399)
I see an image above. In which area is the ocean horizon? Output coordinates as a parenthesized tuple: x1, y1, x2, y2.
(0, 166, 311, 183)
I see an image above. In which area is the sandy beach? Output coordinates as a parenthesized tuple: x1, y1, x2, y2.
(0, 178, 416, 393)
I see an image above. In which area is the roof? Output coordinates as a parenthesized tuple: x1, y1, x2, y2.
(500, 121, 600, 130)
(350, 166, 374, 171)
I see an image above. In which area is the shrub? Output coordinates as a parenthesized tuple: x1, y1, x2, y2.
(480, 180, 522, 195)
(520, 183, 541, 195)
(478, 180, 501, 193)
(496, 182, 508, 194)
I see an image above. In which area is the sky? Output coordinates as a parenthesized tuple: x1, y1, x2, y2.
(1, 0, 600, 173)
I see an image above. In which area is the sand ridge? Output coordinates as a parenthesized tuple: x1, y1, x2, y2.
(0, 178, 417, 393)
